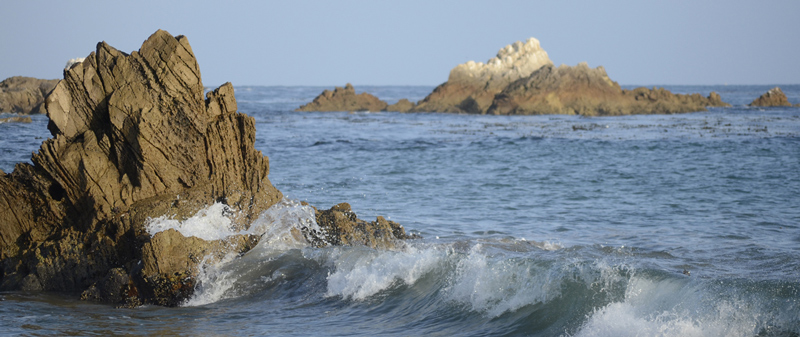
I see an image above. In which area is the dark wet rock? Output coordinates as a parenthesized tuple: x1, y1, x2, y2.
(749, 87, 792, 107)
(487, 63, 730, 116)
(307, 203, 417, 249)
(385, 98, 416, 112)
(0, 30, 411, 307)
(0, 76, 60, 114)
(296, 83, 388, 112)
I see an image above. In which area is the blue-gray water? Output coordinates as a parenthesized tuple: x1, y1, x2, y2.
(1, 85, 799, 336)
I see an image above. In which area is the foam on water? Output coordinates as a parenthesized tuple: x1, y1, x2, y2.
(572, 276, 800, 337)
(145, 202, 239, 241)
(184, 198, 320, 306)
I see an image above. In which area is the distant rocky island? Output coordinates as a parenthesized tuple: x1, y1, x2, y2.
(0, 30, 414, 307)
(749, 87, 796, 107)
(0, 76, 59, 114)
(298, 38, 742, 115)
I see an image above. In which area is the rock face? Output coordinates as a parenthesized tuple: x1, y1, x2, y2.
(0, 30, 412, 307)
(412, 38, 553, 114)
(296, 83, 388, 112)
(749, 87, 792, 107)
(411, 38, 729, 115)
(0, 76, 60, 114)
(488, 63, 730, 116)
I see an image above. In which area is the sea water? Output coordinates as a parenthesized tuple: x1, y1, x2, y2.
(1, 85, 798, 336)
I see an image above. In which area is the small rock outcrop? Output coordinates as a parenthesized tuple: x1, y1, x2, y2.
(296, 83, 388, 112)
(749, 87, 792, 107)
(0, 76, 60, 114)
(488, 63, 730, 116)
(0, 115, 33, 123)
(308, 203, 416, 249)
(385, 98, 416, 112)
(0, 30, 412, 307)
(412, 38, 553, 114)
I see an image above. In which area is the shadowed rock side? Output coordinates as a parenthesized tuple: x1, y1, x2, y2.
(412, 38, 553, 114)
(296, 83, 388, 112)
(0, 30, 412, 307)
(750, 87, 792, 107)
(488, 63, 730, 116)
(0, 76, 60, 114)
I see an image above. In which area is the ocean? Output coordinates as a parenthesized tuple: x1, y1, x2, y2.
(1, 85, 799, 336)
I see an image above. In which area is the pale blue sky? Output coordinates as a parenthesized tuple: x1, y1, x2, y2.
(1, 0, 798, 87)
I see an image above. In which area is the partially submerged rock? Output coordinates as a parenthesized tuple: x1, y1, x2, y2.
(0, 76, 60, 114)
(385, 98, 416, 112)
(0, 115, 32, 123)
(750, 87, 792, 107)
(412, 38, 552, 114)
(411, 38, 729, 115)
(488, 63, 730, 116)
(296, 83, 388, 112)
(308, 203, 416, 250)
(0, 30, 412, 307)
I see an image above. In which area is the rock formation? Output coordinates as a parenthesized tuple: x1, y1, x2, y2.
(409, 37, 729, 115)
(749, 87, 792, 107)
(412, 38, 553, 114)
(385, 98, 416, 112)
(0, 30, 412, 307)
(0, 76, 60, 114)
(296, 83, 388, 112)
(0, 115, 33, 123)
(488, 63, 730, 116)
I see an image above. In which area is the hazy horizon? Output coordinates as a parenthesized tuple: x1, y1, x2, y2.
(1, 1, 798, 87)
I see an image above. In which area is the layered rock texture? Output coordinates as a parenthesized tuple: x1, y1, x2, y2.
(412, 38, 552, 114)
(296, 83, 388, 112)
(749, 87, 792, 107)
(410, 38, 729, 115)
(0, 76, 60, 114)
(0, 30, 412, 307)
(488, 63, 730, 116)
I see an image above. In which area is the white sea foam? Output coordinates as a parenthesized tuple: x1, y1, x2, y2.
(325, 244, 444, 300)
(145, 202, 239, 241)
(572, 277, 775, 337)
(182, 198, 320, 306)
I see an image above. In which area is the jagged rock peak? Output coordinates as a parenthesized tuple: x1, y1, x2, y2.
(749, 87, 792, 107)
(448, 37, 553, 89)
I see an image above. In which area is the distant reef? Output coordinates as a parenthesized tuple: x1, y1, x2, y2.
(749, 87, 793, 107)
(298, 37, 733, 115)
(0, 30, 414, 307)
(0, 76, 60, 114)
(296, 83, 417, 112)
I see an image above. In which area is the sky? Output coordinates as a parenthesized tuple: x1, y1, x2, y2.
(1, 0, 798, 87)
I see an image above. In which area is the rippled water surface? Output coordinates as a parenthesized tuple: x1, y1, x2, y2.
(1, 85, 799, 336)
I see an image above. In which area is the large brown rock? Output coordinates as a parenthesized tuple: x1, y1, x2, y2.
(0, 76, 60, 114)
(411, 37, 730, 115)
(296, 83, 388, 112)
(488, 63, 730, 116)
(412, 38, 553, 114)
(749, 87, 792, 107)
(0, 30, 411, 307)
